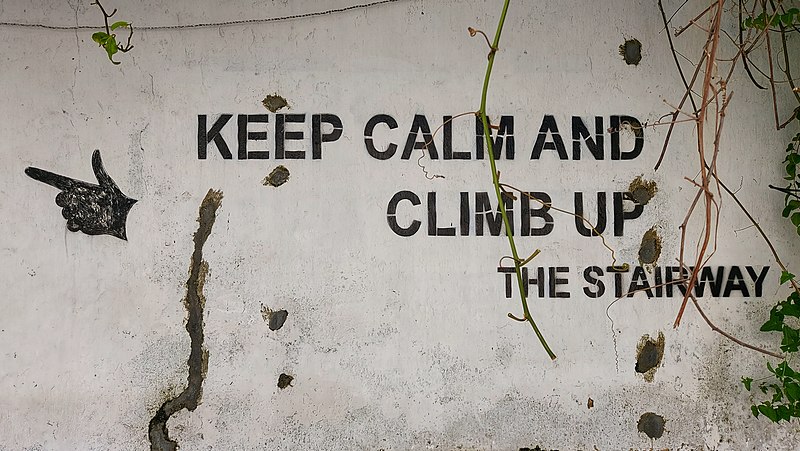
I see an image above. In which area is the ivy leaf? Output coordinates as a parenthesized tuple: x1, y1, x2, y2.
(761, 313, 784, 332)
(782, 303, 800, 318)
(780, 326, 800, 353)
(791, 212, 800, 227)
(781, 271, 796, 284)
(103, 34, 120, 65)
(777, 405, 792, 421)
(758, 403, 779, 422)
(785, 382, 800, 401)
(751, 405, 760, 417)
(110, 21, 129, 30)
(92, 31, 109, 45)
(742, 377, 754, 391)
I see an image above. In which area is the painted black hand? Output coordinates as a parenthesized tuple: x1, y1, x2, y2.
(25, 150, 137, 240)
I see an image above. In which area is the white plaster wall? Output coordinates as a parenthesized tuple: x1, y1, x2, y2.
(1, 0, 799, 449)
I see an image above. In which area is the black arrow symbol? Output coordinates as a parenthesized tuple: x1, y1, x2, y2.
(25, 150, 137, 240)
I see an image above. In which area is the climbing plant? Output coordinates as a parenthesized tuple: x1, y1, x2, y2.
(90, 0, 133, 64)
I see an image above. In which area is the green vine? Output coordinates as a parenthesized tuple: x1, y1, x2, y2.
(474, 0, 555, 359)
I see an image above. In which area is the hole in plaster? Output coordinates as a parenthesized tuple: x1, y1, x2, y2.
(638, 227, 662, 265)
(619, 38, 642, 65)
(637, 412, 666, 439)
(263, 165, 290, 187)
(262, 94, 289, 113)
(635, 332, 665, 382)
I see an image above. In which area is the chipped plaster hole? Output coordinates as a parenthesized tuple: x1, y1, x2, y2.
(277, 373, 294, 389)
(629, 175, 657, 205)
(261, 305, 288, 331)
(619, 38, 642, 65)
(638, 227, 662, 265)
(587, 397, 594, 409)
(635, 332, 665, 382)
(263, 165, 290, 187)
(637, 412, 666, 439)
(262, 94, 288, 113)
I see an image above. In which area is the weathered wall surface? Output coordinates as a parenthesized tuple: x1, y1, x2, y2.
(1, 0, 799, 449)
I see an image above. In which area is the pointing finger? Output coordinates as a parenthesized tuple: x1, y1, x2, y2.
(25, 167, 76, 191)
(91, 150, 118, 189)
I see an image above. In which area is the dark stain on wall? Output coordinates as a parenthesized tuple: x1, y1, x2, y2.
(638, 227, 662, 265)
(635, 332, 665, 382)
(262, 94, 289, 113)
(263, 165, 290, 187)
(637, 412, 666, 439)
(619, 38, 642, 65)
(148, 189, 223, 451)
(277, 373, 294, 389)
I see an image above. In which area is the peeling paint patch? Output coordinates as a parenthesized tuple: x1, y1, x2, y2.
(619, 38, 642, 65)
(262, 94, 288, 113)
(628, 175, 657, 205)
(261, 304, 288, 331)
(638, 227, 662, 265)
(263, 165, 290, 187)
(637, 412, 666, 439)
(635, 332, 665, 382)
(277, 373, 294, 389)
(148, 189, 223, 451)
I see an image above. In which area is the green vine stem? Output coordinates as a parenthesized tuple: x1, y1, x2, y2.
(476, 0, 556, 360)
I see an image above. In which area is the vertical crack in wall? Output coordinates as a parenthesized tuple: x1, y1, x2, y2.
(148, 189, 223, 451)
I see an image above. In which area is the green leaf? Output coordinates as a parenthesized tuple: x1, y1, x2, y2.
(110, 21, 129, 30)
(92, 31, 109, 45)
(787, 163, 797, 179)
(751, 405, 760, 417)
(103, 35, 119, 64)
(781, 326, 800, 353)
(762, 314, 784, 332)
(759, 403, 779, 422)
(781, 271, 796, 284)
(783, 204, 794, 218)
(781, 303, 800, 317)
(777, 405, 792, 421)
(742, 377, 754, 391)
(791, 212, 800, 226)
(785, 382, 800, 401)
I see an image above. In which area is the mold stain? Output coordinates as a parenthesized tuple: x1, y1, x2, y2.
(628, 175, 657, 206)
(638, 227, 662, 266)
(277, 373, 294, 389)
(619, 38, 642, 65)
(637, 412, 666, 439)
(635, 332, 665, 382)
(262, 94, 288, 113)
(263, 165, 290, 187)
(261, 304, 288, 331)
